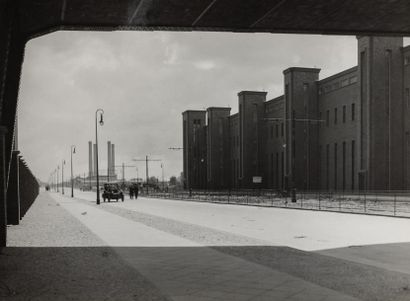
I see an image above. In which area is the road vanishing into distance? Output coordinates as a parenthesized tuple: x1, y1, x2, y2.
(4, 189, 410, 301)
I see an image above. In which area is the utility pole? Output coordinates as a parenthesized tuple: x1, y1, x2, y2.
(57, 165, 60, 192)
(113, 163, 136, 188)
(122, 162, 125, 187)
(133, 156, 161, 194)
(62, 160, 65, 195)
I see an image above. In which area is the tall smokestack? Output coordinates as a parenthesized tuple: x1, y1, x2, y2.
(107, 141, 111, 178)
(111, 144, 115, 177)
(93, 143, 97, 177)
(88, 141, 93, 177)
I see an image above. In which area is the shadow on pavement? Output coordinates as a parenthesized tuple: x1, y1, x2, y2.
(2, 246, 410, 300)
(0, 247, 170, 301)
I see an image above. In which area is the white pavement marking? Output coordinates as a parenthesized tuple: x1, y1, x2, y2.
(50, 193, 198, 247)
(72, 190, 410, 251)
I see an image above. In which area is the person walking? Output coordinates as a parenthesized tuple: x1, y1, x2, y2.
(135, 184, 139, 199)
(129, 185, 134, 199)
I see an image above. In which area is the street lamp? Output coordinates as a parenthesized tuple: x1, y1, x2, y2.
(62, 160, 65, 194)
(161, 162, 164, 191)
(57, 165, 60, 192)
(71, 145, 76, 198)
(95, 109, 104, 205)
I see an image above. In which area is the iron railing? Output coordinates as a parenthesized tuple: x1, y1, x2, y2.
(145, 189, 410, 218)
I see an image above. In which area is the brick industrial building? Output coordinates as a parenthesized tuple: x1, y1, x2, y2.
(183, 36, 410, 191)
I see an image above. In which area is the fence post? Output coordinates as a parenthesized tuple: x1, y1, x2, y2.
(394, 193, 397, 216)
(339, 192, 341, 212)
(318, 192, 321, 210)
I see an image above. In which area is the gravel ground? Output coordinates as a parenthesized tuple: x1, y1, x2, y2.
(213, 246, 410, 301)
(7, 192, 105, 247)
(75, 197, 268, 246)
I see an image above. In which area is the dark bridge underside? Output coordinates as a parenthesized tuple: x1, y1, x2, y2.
(1, 0, 410, 247)
(13, 0, 410, 38)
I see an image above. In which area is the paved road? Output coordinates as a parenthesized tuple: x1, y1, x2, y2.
(3, 191, 410, 300)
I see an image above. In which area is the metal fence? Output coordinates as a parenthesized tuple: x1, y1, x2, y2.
(6, 152, 39, 225)
(146, 189, 410, 218)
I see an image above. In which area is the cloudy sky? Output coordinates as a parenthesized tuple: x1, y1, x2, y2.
(18, 31, 398, 183)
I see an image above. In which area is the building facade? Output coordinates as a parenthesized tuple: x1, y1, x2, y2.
(183, 36, 410, 191)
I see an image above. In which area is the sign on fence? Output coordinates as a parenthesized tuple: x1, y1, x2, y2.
(252, 176, 262, 183)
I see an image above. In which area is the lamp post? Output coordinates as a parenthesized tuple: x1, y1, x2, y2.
(57, 165, 60, 192)
(62, 160, 65, 194)
(95, 109, 104, 205)
(71, 145, 76, 197)
(161, 162, 164, 191)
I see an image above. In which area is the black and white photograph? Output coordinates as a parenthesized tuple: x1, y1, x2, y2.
(2, 1, 410, 300)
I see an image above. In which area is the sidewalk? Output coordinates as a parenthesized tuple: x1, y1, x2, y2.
(3, 191, 410, 300)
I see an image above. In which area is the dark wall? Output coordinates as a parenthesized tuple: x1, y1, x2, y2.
(283, 68, 320, 190)
(182, 110, 206, 189)
(263, 96, 285, 189)
(318, 68, 359, 191)
(358, 36, 404, 190)
(206, 108, 231, 189)
(238, 91, 267, 188)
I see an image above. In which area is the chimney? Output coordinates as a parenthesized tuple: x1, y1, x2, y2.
(88, 141, 93, 178)
(111, 144, 115, 177)
(107, 141, 111, 178)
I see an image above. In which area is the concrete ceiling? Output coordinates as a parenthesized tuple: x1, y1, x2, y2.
(15, 0, 410, 39)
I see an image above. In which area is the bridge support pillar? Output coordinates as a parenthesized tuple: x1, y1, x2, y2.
(0, 127, 7, 248)
(7, 150, 20, 225)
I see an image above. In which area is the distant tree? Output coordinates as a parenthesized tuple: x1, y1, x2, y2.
(169, 176, 177, 185)
(148, 176, 158, 184)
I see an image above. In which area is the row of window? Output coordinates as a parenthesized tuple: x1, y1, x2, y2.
(269, 123, 285, 139)
(321, 140, 356, 190)
(319, 76, 358, 95)
(192, 119, 202, 125)
(322, 103, 356, 127)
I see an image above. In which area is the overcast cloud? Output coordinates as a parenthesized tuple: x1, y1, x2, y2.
(18, 31, 393, 183)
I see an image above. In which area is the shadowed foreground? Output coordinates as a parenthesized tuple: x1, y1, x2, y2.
(3, 192, 410, 300)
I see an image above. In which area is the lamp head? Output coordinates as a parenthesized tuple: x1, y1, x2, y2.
(99, 113, 104, 126)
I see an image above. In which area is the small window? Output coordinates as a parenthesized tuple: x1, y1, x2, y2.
(326, 110, 330, 127)
(341, 78, 349, 87)
(343, 106, 346, 123)
(334, 108, 338, 125)
(303, 83, 309, 91)
(352, 103, 355, 121)
(349, 76, 358, 84)
(281, 123, 284, 137)
(406, 88, 410, 109)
